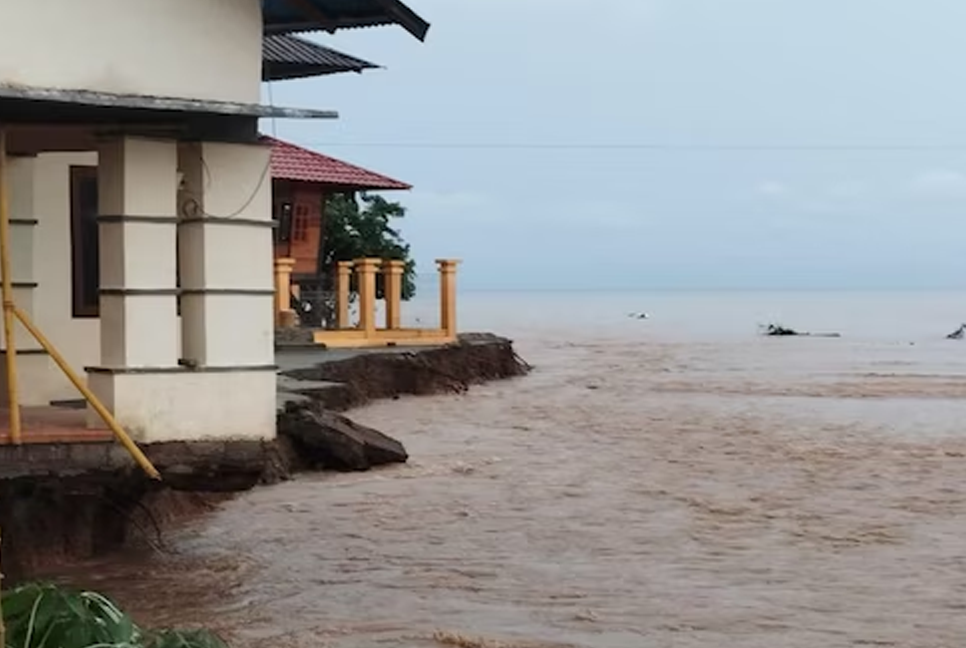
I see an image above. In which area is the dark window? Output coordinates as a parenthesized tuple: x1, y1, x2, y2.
(275, 201, 293, 243)
(70, 166, 99, 318)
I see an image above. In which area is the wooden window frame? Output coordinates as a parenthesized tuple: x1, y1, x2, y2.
(70, 165, 100, 318)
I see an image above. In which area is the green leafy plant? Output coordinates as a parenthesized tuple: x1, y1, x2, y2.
(301, 192, 417, 328)
(144, 630, 227, 648)
(2, 583, 139, 648)
(2, 584, 227, 648)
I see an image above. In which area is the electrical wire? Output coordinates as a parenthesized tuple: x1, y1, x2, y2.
(295, 141, 966, 152)
(179, 146, 273, 220)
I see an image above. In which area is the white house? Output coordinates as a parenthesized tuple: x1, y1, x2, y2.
(0, 0, 429, 445)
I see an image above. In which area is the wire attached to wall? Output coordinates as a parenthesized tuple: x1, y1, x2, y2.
(179, 147, 273, 220)
(177, 79, 279, 220)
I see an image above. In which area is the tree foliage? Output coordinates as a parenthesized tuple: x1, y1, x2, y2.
(320, 193, 416, 300)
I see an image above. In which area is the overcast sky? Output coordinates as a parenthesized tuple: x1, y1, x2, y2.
(267, 0, 966, 291)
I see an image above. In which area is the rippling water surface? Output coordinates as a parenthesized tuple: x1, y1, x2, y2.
(62, 291, 966, 647)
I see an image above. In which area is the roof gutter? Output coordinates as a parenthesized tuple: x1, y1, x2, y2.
(372, 0, 430, 41)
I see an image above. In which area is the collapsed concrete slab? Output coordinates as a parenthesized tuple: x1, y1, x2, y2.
(277, 403, 407, 472)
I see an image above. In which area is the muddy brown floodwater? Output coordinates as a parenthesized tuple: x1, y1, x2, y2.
(55, 335, 966, 648)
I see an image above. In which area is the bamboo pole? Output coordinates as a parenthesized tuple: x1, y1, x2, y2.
(0, 131, 22, 444)
(13, 306, 160, 480)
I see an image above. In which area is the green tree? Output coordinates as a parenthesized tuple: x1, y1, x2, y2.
(307, 193, 416, 327)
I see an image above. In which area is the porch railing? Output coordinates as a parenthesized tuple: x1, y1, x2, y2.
(274, 258, 460, 348)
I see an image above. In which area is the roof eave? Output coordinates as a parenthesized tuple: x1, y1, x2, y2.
(0, 84, 338, 120)
(263, 66, 374, 81)
(264, 2, 430, 42)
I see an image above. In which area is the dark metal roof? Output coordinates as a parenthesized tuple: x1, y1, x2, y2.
(263, 35, 379, 81)
(262, 0, 429, 41)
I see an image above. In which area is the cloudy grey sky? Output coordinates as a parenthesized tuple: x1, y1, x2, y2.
(268, 0, 966, 290)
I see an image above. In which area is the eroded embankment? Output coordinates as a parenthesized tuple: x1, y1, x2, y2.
(0, 333, 530, 582)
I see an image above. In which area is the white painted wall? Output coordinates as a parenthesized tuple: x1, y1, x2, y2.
(0, 0, 262, 104)
(9, 146, 277, 442)
(88, 370, 276, 443)
(33, 153, 101, 402)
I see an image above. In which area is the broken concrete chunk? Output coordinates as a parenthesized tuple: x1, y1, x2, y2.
(277, 404, 408, 471)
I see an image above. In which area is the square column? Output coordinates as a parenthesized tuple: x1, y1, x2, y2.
(335, 261, 352, 329)
(382, 260, 405, 330)
(436, 259, 460, 339)
(174, 141, 276, 441)
(178, 141, 275, 368)
(96, 137, 180, 368)
(354, 258, 380, 335)
(0, 155, 52, 406)
(274, 257, 296, 328)
(86, 137, 183, 441)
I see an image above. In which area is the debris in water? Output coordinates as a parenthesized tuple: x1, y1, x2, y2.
(760, 323, 841, 338)
(762, 323, 800, 336)
(947, 324, 965, 340)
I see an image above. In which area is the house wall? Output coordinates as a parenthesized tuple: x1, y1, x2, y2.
(0, 156, 48, 405)
(0, 0, 262, 104)
(4, 143, 276, 443)
(0, 153, 102, 405)
(32, 153, 102, 402)
(291, 183, 325, 276)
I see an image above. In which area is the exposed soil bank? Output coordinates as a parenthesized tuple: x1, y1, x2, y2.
(281, 333, 531, 411)
(0, 333, 529, 583)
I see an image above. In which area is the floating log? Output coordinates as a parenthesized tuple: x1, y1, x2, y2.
(761, 323, 841, 338)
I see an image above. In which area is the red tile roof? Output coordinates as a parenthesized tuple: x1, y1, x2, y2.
(263, 136, 411, 191)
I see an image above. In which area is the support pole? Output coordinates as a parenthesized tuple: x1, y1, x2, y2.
(436, 259, 460, 340)
(274, 257, 296, 328)
(354, 258, 380, 336)
(383, 260, 405, 330)
(335, 261, 352, 329)
(13, 306, 160, 479)
(0, 130, 22, 444)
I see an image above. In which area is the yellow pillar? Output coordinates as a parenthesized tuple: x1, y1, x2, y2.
(383, 260, 406, 330)
(354, 258, 380, 336)
(436, 259, 460, 339)
(335, 261, 353, 329)
(274, 257, 297, 328)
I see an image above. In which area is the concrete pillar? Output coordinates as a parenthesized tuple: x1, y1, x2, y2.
(335, 261, 352, 329)
(382, 260, 405, 330)
(0, 155, 50, 406)
(178, 141, 275, 368)
(437, 259, 460, 338)
(354, 258, 380, 335)
(86, 137, 183, 440)
(90, 139, 276, 443)
(96, 137, 180, 369)
(274, 257, 296, 328)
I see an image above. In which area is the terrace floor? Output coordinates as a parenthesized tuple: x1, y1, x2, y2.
(0, 406, 112, 445)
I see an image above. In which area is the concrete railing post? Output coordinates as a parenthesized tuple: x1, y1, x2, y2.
(382, 260, 406, 330)
(354, 258, 380, 335)
(274, 257, 296, 328)
(436, 259, 460, 339)
(335, 261, 353, 329)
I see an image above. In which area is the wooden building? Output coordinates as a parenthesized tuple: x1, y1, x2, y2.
(265, 136, 411, 283)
